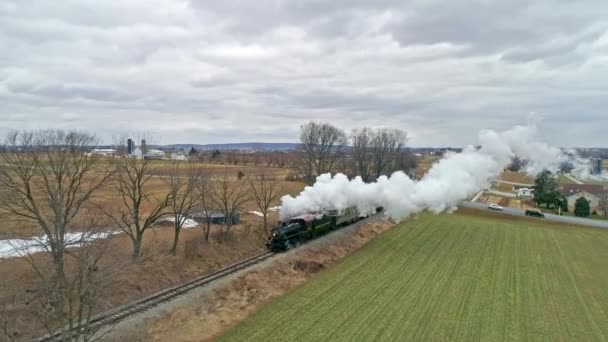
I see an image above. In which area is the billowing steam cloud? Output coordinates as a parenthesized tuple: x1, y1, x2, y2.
(280, 124, 605, 221)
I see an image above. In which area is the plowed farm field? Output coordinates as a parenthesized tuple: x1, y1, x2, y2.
(221, 212, 608, 341)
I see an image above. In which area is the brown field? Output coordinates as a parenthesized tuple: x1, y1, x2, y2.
(484, 195, 510, 207)
(499, 170, 534, 184)
(493, 182, 514, 192)
(415, 155, 441, 179)
(144, 160, 292, 179)
(0, 162, 305, 238)
(509, 198, 524, 209)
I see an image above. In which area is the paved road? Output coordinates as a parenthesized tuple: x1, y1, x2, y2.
(461, 201, 608, 229)
(491, 179, 533, 187)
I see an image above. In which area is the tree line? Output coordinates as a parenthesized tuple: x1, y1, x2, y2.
(191, 149, 301, 169)
(297, 121, 417, 185)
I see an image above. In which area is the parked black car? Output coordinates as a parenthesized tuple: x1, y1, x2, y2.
(525, 209, 545, 218)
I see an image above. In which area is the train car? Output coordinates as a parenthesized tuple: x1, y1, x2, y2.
(266, 207, 362, 252)
(330, 207, 359, 226)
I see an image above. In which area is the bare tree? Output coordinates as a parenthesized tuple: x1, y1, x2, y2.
(0, 130, 113, 341)
(111, 152, 171, 259)
(43, 213, 114, 342)
(392, 148, 418, 177)
(165, 161, 200, 256)
(226, 153, 238, 165)
(0, 283, 17, 342)
(264, 153, 273, 167)
(298, 121, 348, 185)
(294, 150, 314, 185)
(2, 215, 114, 342)
(197, 170, 215, 242)
(211, 171, 250, 241)
(249, 174, 282, 233)
(370, 128, 408, 179)
(350, 128, 373, 182)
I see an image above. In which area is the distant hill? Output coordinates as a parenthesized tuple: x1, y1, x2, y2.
(137, 143, 466, 153)
(91, 143, 464, 153)
(161, 142, 299, 151)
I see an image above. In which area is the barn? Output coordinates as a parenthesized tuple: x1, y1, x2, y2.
(190, 210, 240, 225)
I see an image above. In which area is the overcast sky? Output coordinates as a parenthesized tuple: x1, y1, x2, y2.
(1, 1, 607, 147)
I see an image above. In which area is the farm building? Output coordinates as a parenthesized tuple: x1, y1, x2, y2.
(560, 184, 608, 214)
(89, 148, 116, 156)
(170, 151, 188, 160)
(144, 149, 165, 160)
(190, 210, 240, 225)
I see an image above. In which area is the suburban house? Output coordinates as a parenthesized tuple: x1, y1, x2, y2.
(560, 184, 608, 214)
(516, 187, 533, 198)
(170, 150, 189, 161)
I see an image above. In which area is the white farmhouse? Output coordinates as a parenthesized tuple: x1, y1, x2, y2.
(170, 151, 188, 161)
(517, 187, 533, 198)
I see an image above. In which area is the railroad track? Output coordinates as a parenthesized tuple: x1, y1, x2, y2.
(36, 213, 383, 341)
(37, 252, 275, 342)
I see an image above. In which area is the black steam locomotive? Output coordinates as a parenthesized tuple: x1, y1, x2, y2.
(266, 207, 381, 252)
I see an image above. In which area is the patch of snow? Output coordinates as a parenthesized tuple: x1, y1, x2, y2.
(247, 206, 280, 216)
(160, 217, 199, 229)
(0, 231, 119, 259)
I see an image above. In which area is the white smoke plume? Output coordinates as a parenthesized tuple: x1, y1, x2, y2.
(280, 124, 606, 222)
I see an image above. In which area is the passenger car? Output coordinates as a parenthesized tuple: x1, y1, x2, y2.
(525, 209, 545, 218)
(487, 203, 503, 211)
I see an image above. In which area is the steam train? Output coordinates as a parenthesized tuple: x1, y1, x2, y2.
(266, 207, 382, 252)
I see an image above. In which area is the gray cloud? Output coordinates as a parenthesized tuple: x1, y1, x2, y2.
(1, 0, 607, 147)
(8, 82, 138, 102)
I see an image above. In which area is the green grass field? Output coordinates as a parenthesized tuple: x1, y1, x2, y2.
(221, 212, 608, 341)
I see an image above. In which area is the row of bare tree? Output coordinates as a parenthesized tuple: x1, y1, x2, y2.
(297, 122, 417, 184)
(0, 130, 282, 342)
